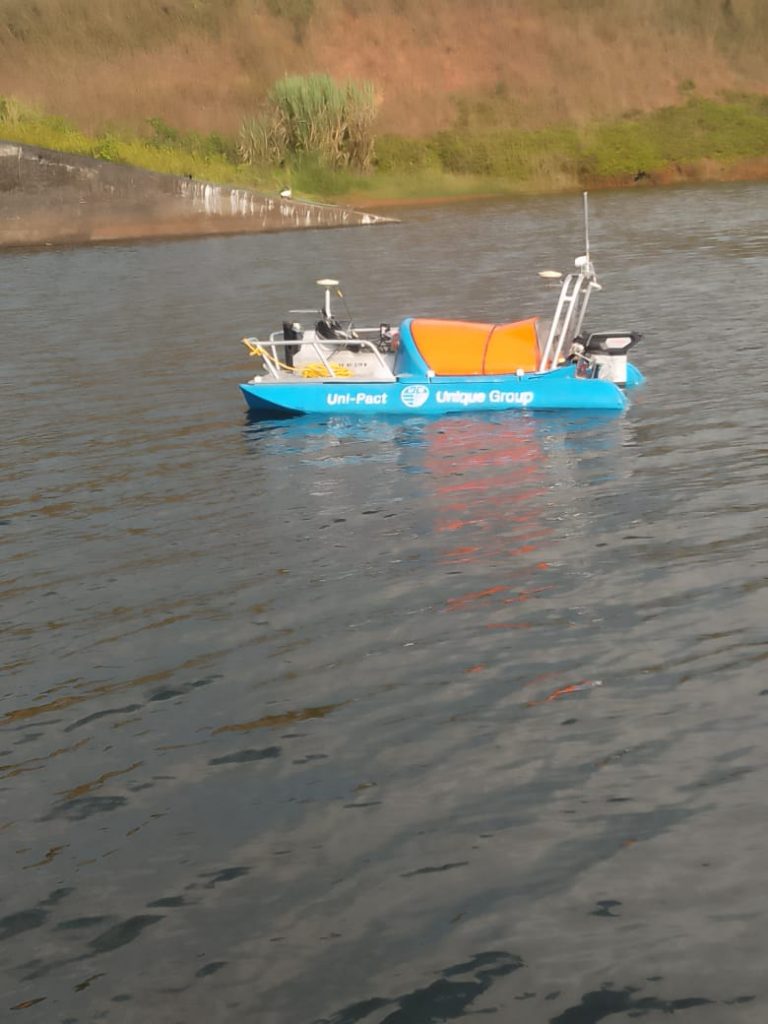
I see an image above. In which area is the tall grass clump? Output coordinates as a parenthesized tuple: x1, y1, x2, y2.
(240, 73, 377, 172)
(0, 94, 22, 125)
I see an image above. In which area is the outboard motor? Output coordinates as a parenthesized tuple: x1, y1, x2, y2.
(316, 314, 362, 353)
(315, 315, 344, 340)
(580, 331, 641, 386)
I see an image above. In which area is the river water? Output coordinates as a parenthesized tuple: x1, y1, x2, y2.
(2, 184, 767, 1023)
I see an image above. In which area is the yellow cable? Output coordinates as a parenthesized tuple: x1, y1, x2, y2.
(242, 339, 352, 378)
(300, 363, 352, 378)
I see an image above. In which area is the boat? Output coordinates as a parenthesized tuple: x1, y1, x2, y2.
(239, 194, 643, 417)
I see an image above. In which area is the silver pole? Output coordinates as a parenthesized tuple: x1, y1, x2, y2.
(539, 276, 571, 371)
(583, 191, 590, 265)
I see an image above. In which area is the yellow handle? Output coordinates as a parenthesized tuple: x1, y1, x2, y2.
(242, 338, 263, 357)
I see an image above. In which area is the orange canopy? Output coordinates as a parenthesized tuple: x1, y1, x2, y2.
(410, 317, 541, 376)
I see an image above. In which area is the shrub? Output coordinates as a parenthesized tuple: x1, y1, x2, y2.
(147, 117, 238, 161)
(240, 73, 378, 171)
(147, 116, 180, 148)
(92, 132, 122, 162)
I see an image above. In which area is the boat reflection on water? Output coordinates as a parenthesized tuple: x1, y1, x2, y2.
(241, 406, 636, 707)
(241, 410, 633, 595)
(242, 408, 632, 508)
(417, 416, 556, 648)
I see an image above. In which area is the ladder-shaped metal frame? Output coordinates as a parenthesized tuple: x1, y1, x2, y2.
(538, 261, 599, 372)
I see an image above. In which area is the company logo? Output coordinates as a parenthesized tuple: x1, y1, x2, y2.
(435, 390, 486, 406)
(488, 389, 535, 406)
(400, 384, 430, 409)
(327, 392, 388, 407)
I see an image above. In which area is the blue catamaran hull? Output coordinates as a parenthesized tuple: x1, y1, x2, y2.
(240, 363, 644, 417)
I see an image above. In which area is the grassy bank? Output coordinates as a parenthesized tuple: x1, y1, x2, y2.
(3, 94, 768, 203)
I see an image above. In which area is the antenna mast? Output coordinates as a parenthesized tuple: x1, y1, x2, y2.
(583, 191, 590, 266)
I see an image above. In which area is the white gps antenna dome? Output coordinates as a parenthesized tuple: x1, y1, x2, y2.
(316, 279, 341, 318)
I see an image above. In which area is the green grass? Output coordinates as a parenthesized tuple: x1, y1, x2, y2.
(3, 94, 768, 204)
(0, 98, 279, 189)
(240, 74, 376, 171)
(582, 96, 768, 176)
(375, 96, 768, 189)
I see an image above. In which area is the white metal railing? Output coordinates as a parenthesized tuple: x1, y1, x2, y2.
(245, 331, 395, 381)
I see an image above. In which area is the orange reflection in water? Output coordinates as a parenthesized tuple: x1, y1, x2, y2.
(420, 417, 555, 629)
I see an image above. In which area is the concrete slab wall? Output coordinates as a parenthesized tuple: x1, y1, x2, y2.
(0, 141, 392, 247)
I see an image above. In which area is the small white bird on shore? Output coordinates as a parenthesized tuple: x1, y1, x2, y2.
(279, 186, 292, 199)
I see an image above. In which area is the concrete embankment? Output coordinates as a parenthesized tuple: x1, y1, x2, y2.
(0, 141, 393, 248)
